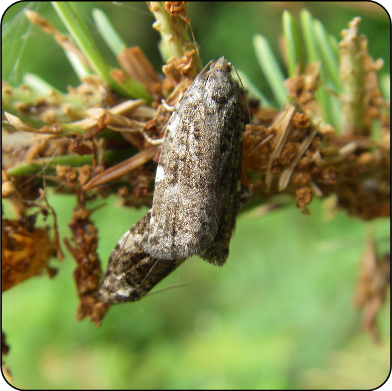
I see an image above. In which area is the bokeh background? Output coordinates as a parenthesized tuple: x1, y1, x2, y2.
(2, 2, 390, 389)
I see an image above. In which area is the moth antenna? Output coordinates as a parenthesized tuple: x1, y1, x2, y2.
(138, 257, 160, 287)
(188, 21, 201, 66)
(145, 283, 189, 297)
(230, 62, 256, 142)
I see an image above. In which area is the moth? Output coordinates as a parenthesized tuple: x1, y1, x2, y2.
(99, 57, 247, 304)
(99, 211, 186, 304)
(146, 57, 245, 266)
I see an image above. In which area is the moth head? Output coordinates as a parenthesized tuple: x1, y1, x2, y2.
(206, 73, 235, 103)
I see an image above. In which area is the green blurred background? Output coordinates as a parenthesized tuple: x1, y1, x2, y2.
(2, 2, 390, 389)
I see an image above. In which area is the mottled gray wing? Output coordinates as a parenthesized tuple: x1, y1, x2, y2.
(99, 211, 185, 304)
(146, 58, 245, 265)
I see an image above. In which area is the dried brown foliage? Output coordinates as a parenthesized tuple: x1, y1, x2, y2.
(63, 192, 109, 326)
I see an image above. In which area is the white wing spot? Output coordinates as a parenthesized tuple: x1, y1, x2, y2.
(117, 287, 132, 297)
(155, 166, 165, 183)
(167, 114, 180, 136)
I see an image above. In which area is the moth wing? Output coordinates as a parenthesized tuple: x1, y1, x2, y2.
(99, 212, 151, 303)
(146, 104, 221, 260)
(99, 211, 186, 304)
(146, 57, 246, 263)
